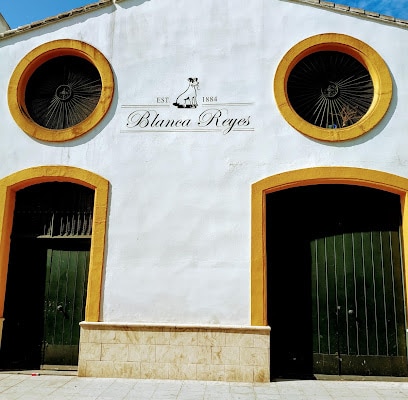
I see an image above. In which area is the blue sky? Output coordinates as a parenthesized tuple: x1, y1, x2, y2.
(1, 0, 408, 29)
(346, 0, 408, 19)
(0, 0, 94, 28)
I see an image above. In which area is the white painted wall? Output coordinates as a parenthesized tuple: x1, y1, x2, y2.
(1, 0, 408, 325)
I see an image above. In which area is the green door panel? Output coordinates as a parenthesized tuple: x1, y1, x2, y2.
(0, 239, 90, 369)
(312, 230, 408, 376)
(43, 244, 90, 366)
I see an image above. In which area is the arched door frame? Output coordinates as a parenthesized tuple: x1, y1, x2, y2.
(251, 167, 408, 326)
(0, 166, 109, 329)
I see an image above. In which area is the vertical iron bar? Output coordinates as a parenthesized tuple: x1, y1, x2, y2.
(369, 232, 379, 355)
(362, 232, 369, 355)
(398, 227, 408, 358)
(380, 231, 389, 355)
(343, 234, 350, 354)
(325, 237, 331, 353)
(334, 234, 342, 375)
(390, 231, 399, 355)
(352, 232, 360, 355)
(315, 239, 321, 354)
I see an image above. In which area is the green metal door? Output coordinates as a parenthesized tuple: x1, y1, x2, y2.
(311, 229, 407, 376)
(267, 185, 408, 378)
(43, 242, 90, 366)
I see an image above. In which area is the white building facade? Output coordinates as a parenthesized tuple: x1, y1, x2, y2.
(1, 0, 408, 382)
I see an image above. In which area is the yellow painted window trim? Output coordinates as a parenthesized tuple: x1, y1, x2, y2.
(274, 33, 392, 142)
(251, 167, 408, 326)
(8, 39, 114, 142)
(0, 166, 109, 322)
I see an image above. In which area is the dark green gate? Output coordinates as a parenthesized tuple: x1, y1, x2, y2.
(267, 185, 408, 378)
(312, 229, 407, 375)
(43, 243, 90, 366)
(0, 182, 93, 369)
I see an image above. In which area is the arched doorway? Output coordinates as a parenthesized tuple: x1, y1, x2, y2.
(0, 182, 94, 369)
(0, 166, 109, 370)
(251, 168, 408, 379)
(266, 185, 406, 378)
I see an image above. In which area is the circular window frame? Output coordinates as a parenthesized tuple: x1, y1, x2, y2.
(274, 33, 392, 142)
(8, 39, 114, 142)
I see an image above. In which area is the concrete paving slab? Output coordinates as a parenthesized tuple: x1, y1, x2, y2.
(0, 372, 408, 399)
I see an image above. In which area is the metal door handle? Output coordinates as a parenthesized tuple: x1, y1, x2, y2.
(57, 304, 68, 318)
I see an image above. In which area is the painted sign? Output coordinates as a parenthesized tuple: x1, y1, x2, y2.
(121, 78, 254, 135)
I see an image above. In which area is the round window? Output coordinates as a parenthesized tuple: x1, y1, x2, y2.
(274, 34, 392, 142)
(287, 51, 374, 129)
(8, 40, 114, 142)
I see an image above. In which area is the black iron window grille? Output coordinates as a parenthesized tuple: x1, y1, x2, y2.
(25, 56, 102, 130)
(287, 51, 374, 129)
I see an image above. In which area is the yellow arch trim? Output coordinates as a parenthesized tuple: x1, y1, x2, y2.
(251, 167, 408, 325)
(274, 33, 392, 142)
(0, 166, 109, 322)
(8, 39, 114, 142)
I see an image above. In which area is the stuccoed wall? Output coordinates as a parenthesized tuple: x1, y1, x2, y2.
(1, 0, 408, 326)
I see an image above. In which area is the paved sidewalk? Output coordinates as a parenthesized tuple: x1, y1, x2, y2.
(1, 372, 408, 399)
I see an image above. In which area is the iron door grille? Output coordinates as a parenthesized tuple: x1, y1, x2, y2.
(12, 182, 94, 239)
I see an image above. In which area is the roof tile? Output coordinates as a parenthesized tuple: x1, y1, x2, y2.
(334, 4, 350, 12)
(380, 14, 396, 22)
(320, 1, 335, 8)
(349, 7, 365, 15)
(364, 10, 380, 17)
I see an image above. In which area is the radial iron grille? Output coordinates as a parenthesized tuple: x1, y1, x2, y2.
(25, 56, 102, 130)
(287, 51, 374, 129)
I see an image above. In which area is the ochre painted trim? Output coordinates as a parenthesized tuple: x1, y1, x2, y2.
(0, 166, 109, 322)
(8, 39, 114, 142)
(251, 167, 408, 326)
(274, 33, 392, 142)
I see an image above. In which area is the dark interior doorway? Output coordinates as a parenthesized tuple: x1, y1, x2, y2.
(266, 184, 407, 379)
(0, 182, 94, 370)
